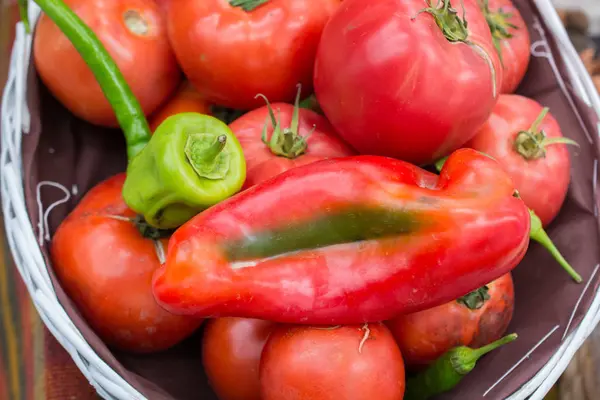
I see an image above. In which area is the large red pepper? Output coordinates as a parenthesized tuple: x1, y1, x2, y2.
(152, 149, 530, 324)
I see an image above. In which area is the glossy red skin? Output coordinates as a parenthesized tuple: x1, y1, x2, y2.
(490, 0, 531, 94)
(50, 174, 202, 353)
(260, 323, 405, 400)
(202, 318, 276, 400)
(314, 0, 503, 166)
(149, 81, 212, 132)
(167, 0, 341, 110)
(386, 273, 514, 369)
(152, 148, 530, 324)
(465, 94, 571, 227)
(34, 0, 180, 127)
(229, 103, 355, 189)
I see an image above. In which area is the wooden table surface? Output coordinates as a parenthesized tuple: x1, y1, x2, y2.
(0, 1, 594, 399)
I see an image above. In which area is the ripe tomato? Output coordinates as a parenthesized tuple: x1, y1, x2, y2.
(50, 174, 202, 353)
(149, 81, 212, 132)
(314, 0, 503, 166)
(480, 0, 531, 94)
(465, 94, 576, 226)
(260, 323, 405, 400)
(229, 90, 355, 189)
(34, 0, 180, 127)
(167, 0, 341, 110)
(386, 273, 514, 369)
(202, 318, 276, 400)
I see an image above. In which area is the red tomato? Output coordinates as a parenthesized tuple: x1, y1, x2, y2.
(167, 0, 341, 110)
(386, 273, 514, 369)
(314, 0, 503, 166)
(202, 318, 276, 400)
(465, 94, 575, 226)
(260, 323, 405, 400)
(229, 94, 355, 189)
(149, 81, 212, 132)
(481, 0, 531, 94)
(34, 0, 180, 127)
(50, 174, 202, 353)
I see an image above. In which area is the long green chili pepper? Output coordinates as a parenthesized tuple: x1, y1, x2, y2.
(434, 155, 582, 283)
(404, 333, 518, 400)
(28, 0, 247, 229)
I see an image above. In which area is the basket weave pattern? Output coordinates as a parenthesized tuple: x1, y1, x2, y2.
(2, 1, 600, 399)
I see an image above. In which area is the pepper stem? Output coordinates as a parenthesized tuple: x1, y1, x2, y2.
(184, 134, 231, 180)
(514, 107, 579, 160)
(434, 156, 449, 173)
(457, 333, 518, 372)
(29, 0, 151, 161)
(18, 0, 30, 33)
(256, 84, 312, 159)
(229, 0, 269, 11)
(529, 209, 583, 283)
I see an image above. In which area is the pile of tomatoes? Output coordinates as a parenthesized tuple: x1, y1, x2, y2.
(33, 0, 580, 399)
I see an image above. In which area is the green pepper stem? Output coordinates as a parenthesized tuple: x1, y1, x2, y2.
(529, 210, 582, 283)
(229, 0, 269, 12)
(31, 0, 151, 161)
(463, 333, 518, 366)
(434, 156, 448, 173)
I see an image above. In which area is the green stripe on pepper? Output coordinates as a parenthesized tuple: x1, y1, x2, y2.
(404, 333, 518, 400)
(28, 0, 247, 229)
(224, 206, 423, 261)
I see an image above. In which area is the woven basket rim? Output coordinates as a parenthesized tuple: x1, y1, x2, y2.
(2, 1, 600, 399)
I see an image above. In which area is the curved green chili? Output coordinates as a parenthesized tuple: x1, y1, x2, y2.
(31, 0, 151, 161)
(405, 333, 518, 400)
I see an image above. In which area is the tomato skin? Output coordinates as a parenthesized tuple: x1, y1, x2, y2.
(488, 0, 531, 94)
(149, 81, 212, 132)
(314, 0, 503, 166)
(386, 273, 514, 369)
(34, 0, 180, 127)
(465, 95, 571, 226)
(202, 318, 276, 400)
(260, 323, 405, 400)
(50, 174, 202, 353)
(229, 103, 355, 189)
(167, 0, 341, 110)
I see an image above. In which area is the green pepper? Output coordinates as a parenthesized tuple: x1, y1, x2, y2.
(404, 333, 518, 400)
(28, 0, 246, 229)
(122, 114, 245, 229)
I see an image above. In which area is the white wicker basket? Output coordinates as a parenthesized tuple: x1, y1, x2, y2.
(3, 1, 600, 399)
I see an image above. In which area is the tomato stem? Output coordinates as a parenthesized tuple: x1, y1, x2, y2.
(28, 0, 151, 161)
(229, 0, 269, 12)
(478, 0, 518, 66)
(457, 285, 490, 309)
(529, 209, 583, 283)
(514, 107, 579, 160)
(413, 0, 469, 43)
(256, 85, 313, 159)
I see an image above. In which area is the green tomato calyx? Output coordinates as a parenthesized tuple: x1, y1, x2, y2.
(514, 107, 579, 160)
(229, 0, 269, 12)
(457, 285, 491, 310)
(414, 0, 470, 43)
(256, 84, 316, 159)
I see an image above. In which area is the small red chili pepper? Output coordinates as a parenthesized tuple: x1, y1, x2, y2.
(152, 148, 531, 325)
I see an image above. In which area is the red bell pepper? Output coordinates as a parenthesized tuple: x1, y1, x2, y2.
(152, 149, 531, 324)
